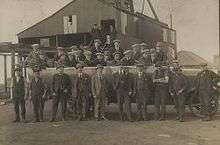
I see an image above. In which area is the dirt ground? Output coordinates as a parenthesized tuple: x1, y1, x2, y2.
(0, 100, 220, 145)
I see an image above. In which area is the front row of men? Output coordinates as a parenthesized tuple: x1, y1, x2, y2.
(12, 62, 218, 123)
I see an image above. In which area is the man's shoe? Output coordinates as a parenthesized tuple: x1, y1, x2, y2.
(101, 116, 108, 121)
(13, 119, 20, 123)
(50, 118, 56, 122)
(202, 116, 211, 121)
(179, 118, 184, 122)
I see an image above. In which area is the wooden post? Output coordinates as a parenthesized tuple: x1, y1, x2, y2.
(56, 35, 59, 47)
(11, 47, 15, 99)
(4, 55, 7, 97)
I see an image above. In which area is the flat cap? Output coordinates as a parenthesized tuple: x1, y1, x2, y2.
(70, 45, 78, 50)
(96, 64, 104, 69)
(113, 39, 120, 44)
(31, 44, 40, 48)
(156, 42, 165, 47)
(32, 65, 41, 72)
(57, 47, 65, 50)
(123, 50, 133, 56)
(96, 52, 104, 56)
(131, 44, 140, 48)
(94, 39, 101, 43)
(84, 51, 92, 56)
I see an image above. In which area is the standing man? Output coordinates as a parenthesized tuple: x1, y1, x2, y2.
(74, 63, 91, 121)
(154, 42, 167, 66)
(30, 66, 45, 122)
(169, 63, 188, 122)
(195, 63, 219, 121)
(91, 64, 108, 121)
(50, 64, 71, 122)
(153, 65, 169, 121)
(114, 66, 134, 121)
(83, 51, 96, 67)
(12, 65, 26, 123)
(133, 64, 152, 121)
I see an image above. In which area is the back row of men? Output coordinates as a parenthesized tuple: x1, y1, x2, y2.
(12, 61, 219, 123)
(26, 38, 166, 69)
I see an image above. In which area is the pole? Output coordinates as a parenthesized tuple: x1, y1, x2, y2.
(146, 0, 159, 21)
(4, 55, 7, 97)
(141, 0, 145, 14)
(170, 14, 173, 29)
(11, 47, 15, 99)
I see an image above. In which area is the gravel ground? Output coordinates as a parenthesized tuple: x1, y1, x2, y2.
(0, 100, 220, 145)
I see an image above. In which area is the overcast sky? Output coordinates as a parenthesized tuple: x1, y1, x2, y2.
(0, 0, 219, 82)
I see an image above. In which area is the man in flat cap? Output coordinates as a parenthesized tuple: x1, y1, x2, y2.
(133, 64, 153, 121)
(132, 44, 142, 61)
(74, 63, 91, 121)
(12, 64, 26, 123)
(26, 44, 43, 69)
(169, 61, 188, 122)
(91, 39, 102, 59)
(137, 49, 152, 66)
(91, 64, 108, 121)
(50, 64, 71, 122)
(114, 66, 134, 121)
(153, 64, 170, 121)
(103, 35, 114, 54)
(95, 53, 107, 66)
(104, 51, 114, 66)
(29, 65, 45, 122)
(121, 50, 135, 66)
(54, 47, 71, 67)
(154, 42, 167, 66)
(83, 51, 96, 67)
(194, 63, 219, 121)
(113, 39, 124, 55)
(112, 51, 123, 66)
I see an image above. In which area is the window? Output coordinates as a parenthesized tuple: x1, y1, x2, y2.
(40, 38, 50, 47)
(64, 15, 77, 34)
(121, 12, 127, 34)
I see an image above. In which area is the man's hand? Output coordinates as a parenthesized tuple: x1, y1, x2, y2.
(93, 95, 96, 98)
(52, 93, 56, 96)
(64, 89, 68, 93)
(128, 92, 132, 96)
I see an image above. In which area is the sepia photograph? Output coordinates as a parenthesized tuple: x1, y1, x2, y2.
(0, 0, 219, 145)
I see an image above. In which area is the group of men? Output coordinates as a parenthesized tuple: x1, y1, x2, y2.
(12, 56, 219, 123)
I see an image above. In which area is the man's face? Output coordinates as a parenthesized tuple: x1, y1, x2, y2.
(94, 42, 100, 48)
(114, 54, 120, 61)
(106, 35, 111, 43)
(15, 71, 22, 77)
(78, 68, 83, 73)
(57, 67, 64, 74)
(114, 43, 120, 49)
(97, 68, 103, 74)
(32, 45, 39, 51)
(202, 65, 208, 70)
(137, 67, 143, 72)
(34, 71, 40, 78)
(104, 55, 110, 61)
(93, 24, 98, 29)
(97, 55, 103, 60)
(156, 47, 161, 53)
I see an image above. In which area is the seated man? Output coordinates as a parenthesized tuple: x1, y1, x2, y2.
(95, 53, 106, 66)
(54, 47, 71, 67)
(91, 39, 103, 60)
(113, 39, 124, 56)
(26, 44, 43, 69)
(111, 51, 122, 66)
(104, 51, 114, 66)
(83, 51, 96, 67)
(103, 35, 114, 54)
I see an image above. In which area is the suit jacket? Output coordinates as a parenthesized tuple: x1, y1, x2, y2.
(113, 72, 134, 93)
(91, 73, 108, 97)
(13, 76, 25, 99)
(73, 73, 91, 98)
(169, 71, 188, 94)
(52, 73, 71, 95)
(30, 77, 45, 98)
(133, 72, 152, 95)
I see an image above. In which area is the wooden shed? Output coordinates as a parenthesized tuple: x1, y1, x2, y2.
(17, 0, 176, 50)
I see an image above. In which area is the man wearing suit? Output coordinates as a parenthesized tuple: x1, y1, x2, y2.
(195, 63, 219, 121)
(153, 65, 169, 121)
(169, 63, 188, 122)
(91, 64, 108, 121)
(74, 63, 91, 121)
(50, 64, 71, 122)
(114, 66, 134, 121)
(133, 64, 152, 121)
(12, 65, 26, 123)
(30, 66, 45, 122)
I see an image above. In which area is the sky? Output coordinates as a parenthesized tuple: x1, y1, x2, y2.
(0, 0, 219, 82)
